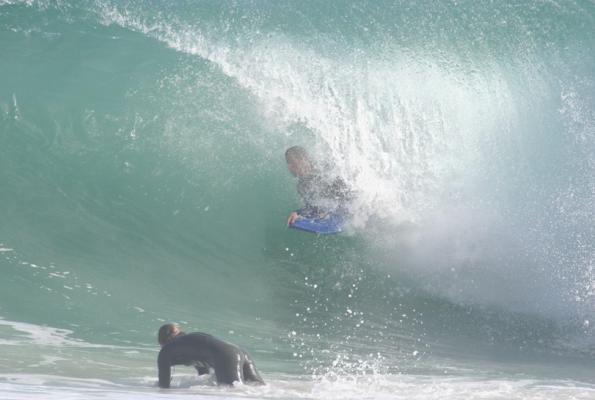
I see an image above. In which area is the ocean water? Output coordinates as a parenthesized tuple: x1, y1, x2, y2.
(1, 1, 594, 399)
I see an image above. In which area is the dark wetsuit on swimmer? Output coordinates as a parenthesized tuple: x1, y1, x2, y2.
(295, 170, 352, 218)
(157, 332, 264, 387)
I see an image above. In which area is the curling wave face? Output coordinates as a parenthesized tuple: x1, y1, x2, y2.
(0, 1, 594, 399)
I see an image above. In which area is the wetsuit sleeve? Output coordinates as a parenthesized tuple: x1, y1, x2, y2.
(295, 181, 316, 217)
(296, 185, 321, 217)
(157, 350, 172, 388)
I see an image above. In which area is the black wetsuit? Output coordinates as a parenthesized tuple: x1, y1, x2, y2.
(296, 171, 352, 218)
(157, 332, 264, 387)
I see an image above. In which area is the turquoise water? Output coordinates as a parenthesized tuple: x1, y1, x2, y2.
(1, 1, 594, 399)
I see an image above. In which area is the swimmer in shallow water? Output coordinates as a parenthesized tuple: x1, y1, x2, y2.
(156, 323, 264, 387)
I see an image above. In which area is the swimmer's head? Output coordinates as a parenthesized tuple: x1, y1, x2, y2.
(158, 323, 183, 346)
(285, 146, 313, 177)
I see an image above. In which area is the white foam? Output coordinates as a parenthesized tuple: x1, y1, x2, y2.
(1, 373, 593, 400)
(0, 318, 140, 350)
(0, 318, 80, 347)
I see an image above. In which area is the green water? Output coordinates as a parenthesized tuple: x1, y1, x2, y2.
(0, 1, 594, 399)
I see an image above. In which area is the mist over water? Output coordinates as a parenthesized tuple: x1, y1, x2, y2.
(1, 1, 594, 399)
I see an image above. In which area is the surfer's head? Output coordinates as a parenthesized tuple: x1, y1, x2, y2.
(285, 146, 313, 177)
(158, 323, 183, 346)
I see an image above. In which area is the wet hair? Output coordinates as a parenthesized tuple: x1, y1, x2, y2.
(158, 323, 179, 346)
(285, 146, 309, 161)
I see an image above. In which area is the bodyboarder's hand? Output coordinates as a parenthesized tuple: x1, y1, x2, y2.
(287, 212, 299, 226)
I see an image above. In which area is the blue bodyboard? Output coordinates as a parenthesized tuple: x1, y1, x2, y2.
(289, 212, 345, 235)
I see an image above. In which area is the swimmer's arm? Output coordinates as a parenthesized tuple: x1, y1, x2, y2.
(288, 206, 328, 225)
(157, 353, 172, 388)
